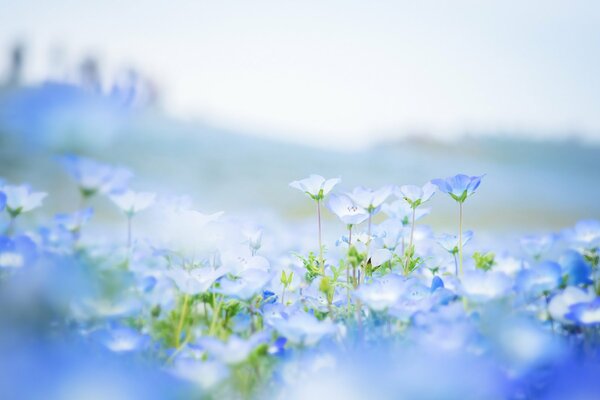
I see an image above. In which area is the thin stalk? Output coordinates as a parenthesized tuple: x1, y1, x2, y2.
(175, 294, 190, 348)
(453, 252, 459, 276)
(281, 286, 286, 305)
(209, 295, 223, 336)
(458, 202, 464, 276)
(347, 225, 352, 312)
(405, 208, 416, 271)
(317, 199, 324, 272)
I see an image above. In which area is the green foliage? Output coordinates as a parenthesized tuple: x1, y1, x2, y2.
(402, 245, 423, 276)
(473, 251, 495, 271)
(280, 270, 294, 287)
(584, 247, 599, 268)
(295, 251, 321, 282)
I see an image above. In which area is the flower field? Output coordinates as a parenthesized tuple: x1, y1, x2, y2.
(1, 146, 600, 399)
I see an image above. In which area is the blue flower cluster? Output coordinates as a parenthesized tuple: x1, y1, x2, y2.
(1, 165, 600, 399)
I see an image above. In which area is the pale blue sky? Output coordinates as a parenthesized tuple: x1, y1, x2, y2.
(1, 0, 599, 148)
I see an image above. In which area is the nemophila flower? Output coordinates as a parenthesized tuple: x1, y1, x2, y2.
(569, 219, 600, 247)
(549, 287, 594, 323)
(290, 175, 340, 270)
(460, 270, 513, 302)
(62, 155, 133, 198)
(167, 267, 224, 295)
(354, 274, 403, 311)
(54, 208, 94, 236)
(371, 219, 405, 251)
(1, 184, 47, 218)
(520, 234, 555, 260)
(197, 333, 267, 365)
(516, 261, 562, 298)
(243, 229, 263, 255)
(432, 174, 483, 276)
(110, 190, 155, 248)
(382, 200, 431, 225)
(218, 268, 272, 300)
(270, 310, 336, 346)
(388, 279, 433, 321)
(327, 193, 369, 226)
(395, 182, 436, 270)
(93, 325, 151, 353)
(566, 298, 600, 326)
(559, 250, 592, 286)
(0, 190, 5, 212)
(170, 357, 229, 390)
(110, 190, 156, 217)
(0, 235, 37, 269)
(395, 182, 436, 209)
(349, 185, 393, 215)
(289, 174, 340, 200)
(437, 231, 474, 275)
(431, 174, 483, 203)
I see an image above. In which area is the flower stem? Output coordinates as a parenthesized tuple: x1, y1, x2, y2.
(405, 208, 416, 271)
(458, 202, 464, 276)
(175, 294, 190, 348)
(209, 295, 222, 336)
(317, 199, 324, 272)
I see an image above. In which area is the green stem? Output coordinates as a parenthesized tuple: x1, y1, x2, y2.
(209, 295, 222, 336)
(458, 202, 464, 276)
(317, 199, 324, 273)
(175, 294, 190, 347)
(405, 208, 416, 271)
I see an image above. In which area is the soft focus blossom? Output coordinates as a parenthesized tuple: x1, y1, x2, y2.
(395, 182, 436, 209)
(1, 184, 47, 217)
(348, 185, 393, 213)
(110, 190, 156, 217)
(289, 175, 340, 200)
(327, 193, 369, 226)
(62, 155, 133, 197)
(431, 174, 483, 203)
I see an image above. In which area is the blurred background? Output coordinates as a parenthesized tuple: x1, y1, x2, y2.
(1, 0, 599, 232)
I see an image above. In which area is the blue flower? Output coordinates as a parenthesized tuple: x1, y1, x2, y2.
(548, 286, 594, 323)
(559, 250, 592, 286)
(431, 174, 483, 203)
(566, 298, 600, 326)
(0, 235, 37, 269)
(516, 261, 562, 297)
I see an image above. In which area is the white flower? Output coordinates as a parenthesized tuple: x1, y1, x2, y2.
(243, 229, 263, 254)
(218, 268, 272, 300)
(382, 200, 431, 224)
(460, 270, 513, 302)
(270, 310, 336, 346)
(1, 184, 47, 217)
(348, 185, 393, 214)
(167, 267, 224, 295)
(62, 155, 133, 196)
(289, 174, 340, 200)
(395, 182, 436, 209)
(327, 193, 369, 226)
(354, 274, 404, 311)
(197, 333, 267, 365)
(110, 190, 156, 217)
(548, 286, 594, 324)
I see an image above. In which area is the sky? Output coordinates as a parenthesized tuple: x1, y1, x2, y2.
(1, 0, 599, 148)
